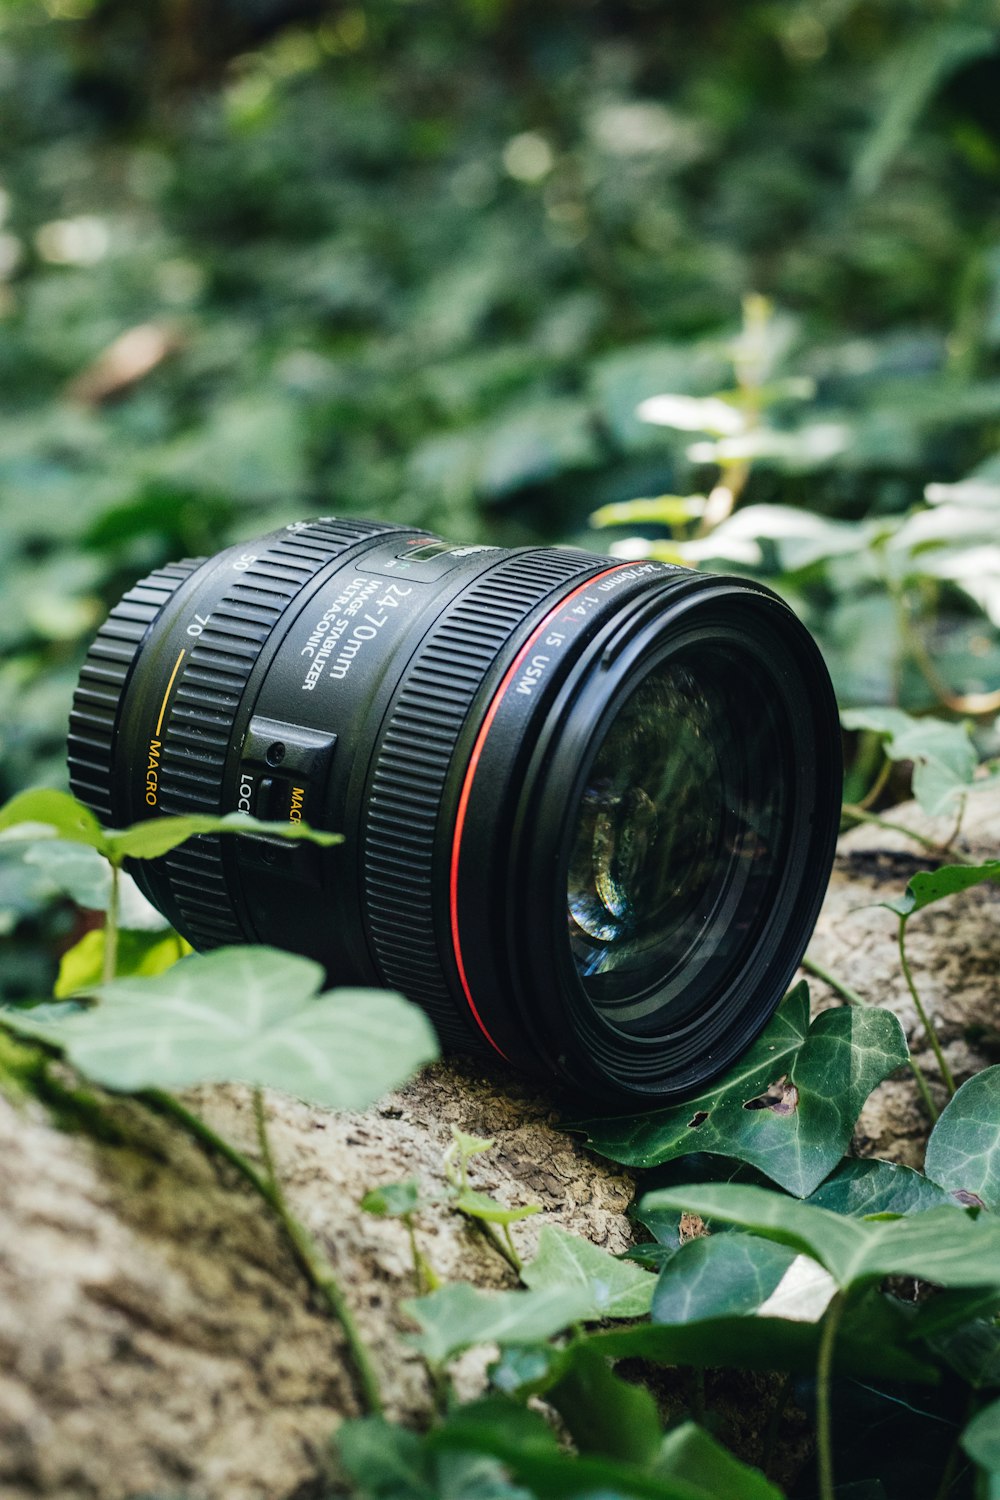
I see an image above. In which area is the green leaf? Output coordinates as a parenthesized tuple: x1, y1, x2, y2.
(590, 494, 707, 529)
(923, 1310, 1000, 1389)
(0, 788, 105, 851)
(24, 843, 169, 928)
(638, 1183, 1000, 1294)
(432, 1398, 781, 1500)
(449, 1126, 495, 1157)
(522, 1224, 655, 1320)
(806, 1158, 956, 1216)
(840, 707, 979, 817)
(961, 1396, 1000, 1478)
(336, 1417, 436, 1500)
(654, 1422, 782, 1500)
(589, 1290, 940, 1384)
(0, 789, 342, 864)
(925, 1067, 1000, 1211)
(403, 1282, 592, 1366)
(651, 1234, 798, 1325)
(360, 1180, 426, 1218)
(55, 927, 190, 997)
(881, 861, 1000, 919)
(3, 946, 438, 1108)
(569, 984, 908, 1197)
(454, 1189, 540, 1226)
(545, 1342, 662, 1464)
(102, 810, 342, 862)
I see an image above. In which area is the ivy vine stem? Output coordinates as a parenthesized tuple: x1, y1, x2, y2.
(800, 955, 864, 1007)
(898, 917, 957, 1099)
(147, 1087, 384, 1415)
(816, 1290, 847, 1500)
(101, 861, 121, 986)
(840, 805, 976, 865)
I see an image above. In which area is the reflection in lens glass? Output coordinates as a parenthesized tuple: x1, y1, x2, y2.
(566, 646, 787, 1032)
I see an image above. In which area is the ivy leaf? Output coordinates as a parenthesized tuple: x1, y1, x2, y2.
(651, 1234, 798, 1325)
(403, 1283, 592, 1366)
(961, 1395, 1000, 1480)
(360, 1181, 426, 1218)
(2, 946, 438, 1108)
(0, 788, 342, 862)
(589, 1291, 940, 1384)
(654, 1422, 783, 1500)
(840, 707, 978, 816)
(925, 1066, 1000, 1210)
(544, 1341, 662, 1465)
(881, 861, 1000, 919)
(432, 1398, 782, 1500)
(0, 788, 104, 849)
(453, 1189, 540, 1227)
(105, 810, 342, 861)
(521, 1225, 655, 1320)
(55, 927, 190, 997)
(806, 1158, 956, 1216)
(638, 1183, 1000, 1294)
(24, 843, 169, 928)
(569, 984, 908, 1197)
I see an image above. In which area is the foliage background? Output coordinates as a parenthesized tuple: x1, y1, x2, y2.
(1, 0, 999, 971)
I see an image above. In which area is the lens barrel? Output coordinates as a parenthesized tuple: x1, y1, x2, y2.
(68, 517, 841, 1104)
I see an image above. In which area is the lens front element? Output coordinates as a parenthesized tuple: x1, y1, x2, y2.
(566, 642, 788, 1033)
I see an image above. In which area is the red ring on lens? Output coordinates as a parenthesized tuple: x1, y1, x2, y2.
(449, 566, 632, 1056)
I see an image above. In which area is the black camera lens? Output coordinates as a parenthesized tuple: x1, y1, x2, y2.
(68, 517, 840, 1105)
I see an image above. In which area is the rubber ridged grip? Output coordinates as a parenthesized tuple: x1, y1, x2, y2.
(154, 518, 396, 948)
(68, 560, 205, 822)
(363, 547, 602, 1048)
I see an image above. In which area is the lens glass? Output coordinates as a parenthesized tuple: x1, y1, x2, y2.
(566, 643, 788, 1031)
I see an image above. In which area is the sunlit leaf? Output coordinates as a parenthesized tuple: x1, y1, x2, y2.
(55, 927, 190, 997)
(3, 946, 438, 1107)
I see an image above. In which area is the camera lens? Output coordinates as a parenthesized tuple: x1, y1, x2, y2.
(68, 517, 840, 1105)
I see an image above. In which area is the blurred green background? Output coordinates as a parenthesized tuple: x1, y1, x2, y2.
(1, 0, 999, 807)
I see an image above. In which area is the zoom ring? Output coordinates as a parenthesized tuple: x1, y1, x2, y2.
(156, 518, 397, 949)
(363, 548, 600, 1049)
(68, 560, 205, 823)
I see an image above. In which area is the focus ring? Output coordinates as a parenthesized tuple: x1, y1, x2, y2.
(363, 548, 602, 1047)
(68, 560, 204, 823)
(157, 518, 398, 948)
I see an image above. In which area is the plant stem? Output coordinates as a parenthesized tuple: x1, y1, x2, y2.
(816, 1291, 847, 1500)
(839, 804, 971, 864)
(467, 1215, 522, 1276)
(801, 956, 865, 1007)
(857, 754, 893, 812)
(898, 917, 957, 1098)
(102, 861, 121, 985)
(148, 1087, 384, 1415)
(841, 806, 975, 865)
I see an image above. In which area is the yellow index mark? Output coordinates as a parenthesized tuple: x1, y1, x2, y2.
(156, 648, 186, 735)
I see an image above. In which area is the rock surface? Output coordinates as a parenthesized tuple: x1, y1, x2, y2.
(0, 786, 997, 1499)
